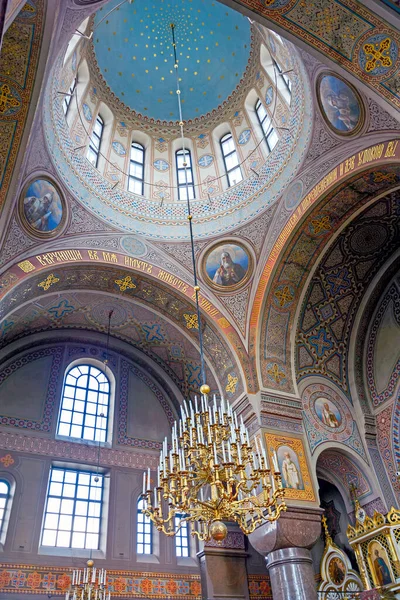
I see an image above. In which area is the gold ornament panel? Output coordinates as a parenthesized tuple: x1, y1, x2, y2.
(264, 433, 316, 502)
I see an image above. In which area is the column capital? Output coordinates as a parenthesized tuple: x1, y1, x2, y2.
(249, 506, 323, 555)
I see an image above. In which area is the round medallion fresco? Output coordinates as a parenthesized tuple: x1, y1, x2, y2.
(328, 557, 346, 585)
(317, 72, 364, 135)
(92, 0, 252, 122)
(283, 180, 303, 210)
(302, 384, 353, 440)
(202, 240, 252, 291)
(19, 177, 66, 238)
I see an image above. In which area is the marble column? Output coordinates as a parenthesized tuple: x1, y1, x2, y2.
(249, 507, 323, 600)
(198, 528, 249, 600)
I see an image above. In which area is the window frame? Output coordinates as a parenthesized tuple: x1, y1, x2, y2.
(56, 363, 111, 445)
(255, 99, 278, 154)
(174, 514, 190, 558)
(176, 148, 195, 201)
(220, 133, 243, 188)
(128, 141, 145, 195)
(63, 77, 77, 116)
(136, 497, 153, 555)
(87, 113, 104, 168)
(274, 59, 292, 95)
(0, 480, 10, 538)
(40, 466, 105, 552)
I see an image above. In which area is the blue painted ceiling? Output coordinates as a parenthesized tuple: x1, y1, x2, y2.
(93, 0, 252, 121)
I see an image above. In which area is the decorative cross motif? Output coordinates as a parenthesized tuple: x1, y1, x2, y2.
(326, 267, 351, 295)
(267, 363, 286, 384)
(183, 313, 199, 330)
(310, 215, 331, 235)
(0, 454, 14, 467)
(115, 276, 136, 292)
(373, 172, 397, 184)
(38, 274, 60, 291)
(225, 373, 238, 394)
(309, 330, 333, 357)
(363, 38, 393, 73)
(274, 285, 294, 308)
(0, 84, 21, 115)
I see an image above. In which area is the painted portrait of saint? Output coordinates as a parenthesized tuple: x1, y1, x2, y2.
(328, 556, 346, 585)
(21, 178, 64, 236)
(369, 542, 393, 587)
(204, 242, 251, 290)
(315, 397, 342, 429)
(318, 74, 362, 135)
(277, 445, 304, 491)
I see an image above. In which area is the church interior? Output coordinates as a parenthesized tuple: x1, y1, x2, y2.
(0, 0, 399, 598)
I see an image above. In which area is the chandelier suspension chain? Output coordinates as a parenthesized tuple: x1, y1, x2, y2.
(171, 22, 206, 387)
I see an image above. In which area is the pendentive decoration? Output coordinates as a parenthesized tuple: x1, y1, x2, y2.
(316, 71, 364, 137)
(140, 23, 286, 544)
(19, 176, 67, 238)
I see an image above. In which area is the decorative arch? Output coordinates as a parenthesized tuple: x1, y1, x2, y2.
(251, 143, 400, 393)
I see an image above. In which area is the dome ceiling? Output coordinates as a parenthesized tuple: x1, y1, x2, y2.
(92, 0, 252, 122)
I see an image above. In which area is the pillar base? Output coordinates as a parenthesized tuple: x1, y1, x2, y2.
(267, 547, 317, 600)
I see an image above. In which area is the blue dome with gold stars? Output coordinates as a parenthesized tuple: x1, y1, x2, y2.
(92, 0, 252, 122)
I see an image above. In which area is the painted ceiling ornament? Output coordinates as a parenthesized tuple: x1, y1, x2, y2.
(18, 177, 67, 238)
(359, 33, 398, 76)
(202, 240, 253, 292)
(316, 71, 364, 136)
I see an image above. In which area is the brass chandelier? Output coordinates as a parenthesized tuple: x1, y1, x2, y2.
(140, 25, 286, 542)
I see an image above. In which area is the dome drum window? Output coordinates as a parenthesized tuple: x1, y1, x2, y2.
(220, 133, 243, 188)
(176, 149, 195, 201)
(87, 114, 104, 168)
(255, 99, 278, 154)
(128, 142, 145, 195)
(63, 77, 76, 116)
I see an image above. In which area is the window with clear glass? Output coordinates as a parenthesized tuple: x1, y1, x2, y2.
(137, 498, 152, 555)
(87, 114, 104, 168)
(57, 364, 110, 443)
(175, 514, 190, 557)
(274, 59, 292, 103)
(41, 467, 104, 549)
(220, 133, 243, 187)
(0, 481, 10, 535)
(176, 149, 195, 201)
(63, 77, 76, 116)
(255, 99, 278, 154)
(128, 142, 145, 195)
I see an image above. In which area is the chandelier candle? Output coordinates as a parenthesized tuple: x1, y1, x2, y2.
(141, 391, 286, 542)
(66, 560, 110, 600)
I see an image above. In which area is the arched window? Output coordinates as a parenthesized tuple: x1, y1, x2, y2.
(255, 99, 278, 154)
(57, 364, 110, 443)
(0, 481, 10, 536)
(87, 114, 104, 168)
(175, 514, 190, 557)
(176, 149, 195, 201)
(274, 59, 292, 104)
(136, 498, 152, 555)
(220, 133, 243, 187)
(128, 142, 145, 195)
(63, 77, 77, 116)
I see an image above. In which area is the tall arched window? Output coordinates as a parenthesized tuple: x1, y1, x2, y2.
(87, 114, 104, 168)
(274, 59, 292, 104)
(57, 364, 110, 443)
(0, 481, 10, 536)
(128, 142, 145, 195)
(63, 77, 76, 116)
(220, 133, 243, 187)
(176, 149, 195, 201)
(255, 99, 278, 154)
(175, 514, 190, 557)
(137, 498, 152, 555)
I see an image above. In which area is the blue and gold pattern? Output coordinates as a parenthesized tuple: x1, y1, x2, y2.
(93, 0, 252, 121)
